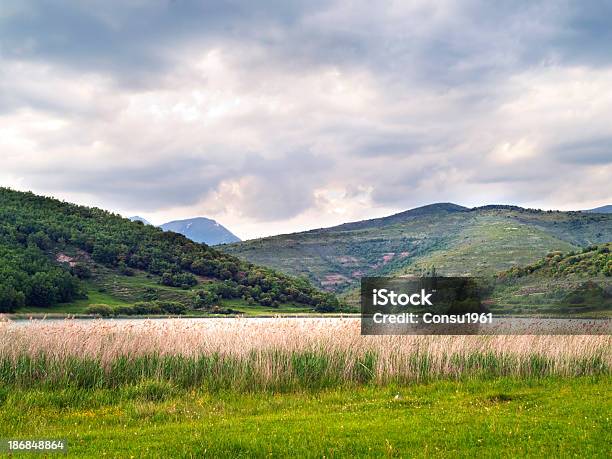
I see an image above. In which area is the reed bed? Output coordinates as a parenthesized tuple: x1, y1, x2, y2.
(0, 318, 609, 391)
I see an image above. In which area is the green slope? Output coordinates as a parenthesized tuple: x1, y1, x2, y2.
(398, 214, 577, 277)
(222, 204, 612, 293)
(0, 188, 340, 315)
(489, 243, 612, 316)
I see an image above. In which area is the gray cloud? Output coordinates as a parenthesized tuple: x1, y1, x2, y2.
(0, 0, 330, 88)
(18, 156, 225, 210)
(551, 1, 612, 67)
(552, 137, 612, 165)
(3, 1, 605, 91)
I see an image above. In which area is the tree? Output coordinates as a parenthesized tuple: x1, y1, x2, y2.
(27, 272, 57, 307)
(0, 285, 25, 312)
(71, 263, 92, 279)
(193, 290, 219, 308)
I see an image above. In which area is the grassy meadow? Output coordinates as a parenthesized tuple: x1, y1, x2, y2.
(0, 377, 609, 457)
(0, 318, 610, 456)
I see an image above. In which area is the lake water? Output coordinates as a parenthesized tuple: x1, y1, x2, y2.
(4, 316, 610, 335)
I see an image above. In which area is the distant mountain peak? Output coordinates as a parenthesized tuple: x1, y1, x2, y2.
(129, 216, 151, 225)
(394, 202, 468, 216)
(329, 202, 468, 232)
(161, 217, 240, 245)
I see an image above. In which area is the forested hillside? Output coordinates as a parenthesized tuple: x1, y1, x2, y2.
(0, 188, 339, 313)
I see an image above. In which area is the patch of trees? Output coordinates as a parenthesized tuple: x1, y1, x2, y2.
(160, 271, 198, 288)
(191, 277, 340, 312)
(499, 244, 612, 280)
(0, 244, 83, 312)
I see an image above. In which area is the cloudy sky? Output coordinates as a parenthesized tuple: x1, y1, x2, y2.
(1, 0, 611, 239)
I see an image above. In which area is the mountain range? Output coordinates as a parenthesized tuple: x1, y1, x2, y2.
(131, 202, 610, 248)
(129, 216, 240, 245)
(221, 203, 612, 294)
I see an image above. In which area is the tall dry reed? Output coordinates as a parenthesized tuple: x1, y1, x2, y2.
(0, 318, 609, 390)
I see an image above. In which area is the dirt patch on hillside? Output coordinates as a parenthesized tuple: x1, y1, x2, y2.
(56, 253, 77, 267)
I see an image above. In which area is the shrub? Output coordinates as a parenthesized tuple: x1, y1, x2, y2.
(132, 302, 163, 315)
(71, 263, 92, 279)
(113, 302, 187, 316)
(193, 290, 220, 308)
(141, 287, 159, 301)
(114, 305, 134, 315)
(160, 272, 198, 288)
(158, 301, 187, 315)
(118, 262, 135, 276)
(85, 304, 114, 317)
(314, 294, 340, 313)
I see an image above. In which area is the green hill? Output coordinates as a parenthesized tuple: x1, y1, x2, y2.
(222, 204, 612, 293)
(490, 243, 611, 316)
(0, 188, 339, 315)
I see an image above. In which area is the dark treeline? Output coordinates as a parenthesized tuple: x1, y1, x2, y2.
(0, 188, 339, 312)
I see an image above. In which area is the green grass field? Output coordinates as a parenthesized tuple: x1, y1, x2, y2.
(0, 376, 609, 457)
(15, 296, 315, 317)
(15, 289, 132, 314)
